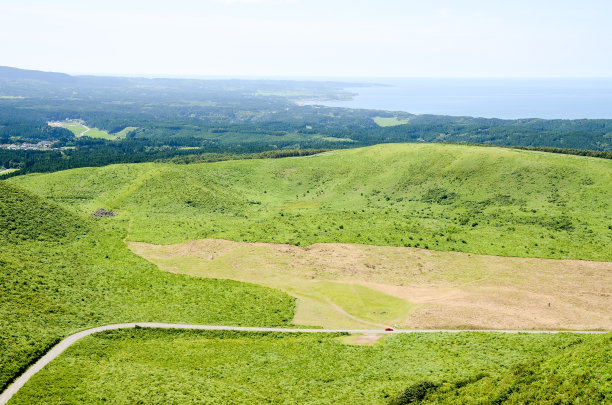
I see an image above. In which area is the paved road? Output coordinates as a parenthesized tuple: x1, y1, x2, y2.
(1, 323, 607, 404)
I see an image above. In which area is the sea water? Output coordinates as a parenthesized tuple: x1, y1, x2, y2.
(311, 78, 612, 119)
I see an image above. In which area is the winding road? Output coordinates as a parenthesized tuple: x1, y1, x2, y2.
(0, 323, 607, 404)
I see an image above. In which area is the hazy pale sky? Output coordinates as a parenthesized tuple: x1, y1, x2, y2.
(1, 0, 611, 78)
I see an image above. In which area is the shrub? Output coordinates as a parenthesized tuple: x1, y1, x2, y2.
(390, 381, 439, 405)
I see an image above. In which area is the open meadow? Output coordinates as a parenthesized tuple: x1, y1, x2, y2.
(2, 143, 611, 403)
(130, 238, 612, 330)
(7, 329, 611, 404)
(0, 181, 293, 391)
(56, 122, 117, 140)
(11, 143, 612, 261)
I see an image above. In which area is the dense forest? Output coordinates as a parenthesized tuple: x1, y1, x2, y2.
(1, 66, 611, 176)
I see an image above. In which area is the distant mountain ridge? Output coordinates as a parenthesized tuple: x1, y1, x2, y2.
(0, 66, 76, 84)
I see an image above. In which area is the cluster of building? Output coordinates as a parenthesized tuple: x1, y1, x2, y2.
(0, 140, 64, 151)
(48, 118, 85, 127)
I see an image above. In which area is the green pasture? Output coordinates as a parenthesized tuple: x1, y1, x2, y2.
(59, 122, 116, 139)
(9, 329, 609, 404)
(83, 128, 115, 140)
(114, 126, 138, 139)
(11, 143, 612, 261)
(373, 116, 411, 127)
(0, 182, 294, 390)
(61, 122, 88, 136)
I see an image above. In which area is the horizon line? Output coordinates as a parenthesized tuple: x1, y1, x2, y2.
(3, 65, 612, 82)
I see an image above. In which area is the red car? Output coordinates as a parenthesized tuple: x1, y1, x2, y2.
(385, 327, 394, 331)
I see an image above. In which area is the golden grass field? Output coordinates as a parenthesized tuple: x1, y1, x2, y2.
(129, 239, 612, 330)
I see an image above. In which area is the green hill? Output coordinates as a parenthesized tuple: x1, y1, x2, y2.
(0, 181, 86, 243)
(0, 182, 294, 390)
(11, 143, 612, 260)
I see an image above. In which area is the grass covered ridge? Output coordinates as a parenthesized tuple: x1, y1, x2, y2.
(11, 143, 612, 260)
(8, 329, 609, 404)
(0, 182, 294, 390)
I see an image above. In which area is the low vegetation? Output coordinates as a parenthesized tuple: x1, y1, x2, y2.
(2, 143, 610, 403)
(419, 333, 612, 403)
(0, 182, 294, 391)
(373, 116, 411, 127)
(11, 143, 612, 261)
(8, 329, 608, 404)
(130, 239, 612, 330)
(59, 122, 115, 140)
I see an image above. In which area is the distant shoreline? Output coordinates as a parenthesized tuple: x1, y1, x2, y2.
(307, 78, 612, 119)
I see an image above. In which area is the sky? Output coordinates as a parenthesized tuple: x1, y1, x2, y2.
(1, 0, 611, 78)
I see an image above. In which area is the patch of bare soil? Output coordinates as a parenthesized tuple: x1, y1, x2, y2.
(129, 239, 612, 330)
(337, 334, 385, 346)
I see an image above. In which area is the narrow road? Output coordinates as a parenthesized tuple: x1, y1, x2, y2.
(1, 323, 607, 404)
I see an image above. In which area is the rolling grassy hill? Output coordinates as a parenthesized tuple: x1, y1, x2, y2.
(3, 143, 611, 403)
(8, 329, 610, 404)
(0, 182, 294, 391)
(10, 143, 612, 261)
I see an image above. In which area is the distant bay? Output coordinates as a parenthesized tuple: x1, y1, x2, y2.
(309, 78, 612, 119)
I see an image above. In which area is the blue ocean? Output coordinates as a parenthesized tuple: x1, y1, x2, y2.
(313, 79, 612, 119)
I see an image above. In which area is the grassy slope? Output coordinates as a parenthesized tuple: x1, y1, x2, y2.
(0, 182, 294, 390)
(61, 123, 88, 136)
(422, 333, 611, 404)
(9, 330, 608, 405)
(11, 143, 612, 261)
(114, 126, 138, 139)
(82, 128, 115, 140)
(374, 116, 411, 127)
(61, 122, 115, 139)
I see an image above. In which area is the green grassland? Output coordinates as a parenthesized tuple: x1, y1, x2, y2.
(422, 333, 611, 404)
(83, 128, 115, 140)
(3, 143, 612, 403)
(114, 126, 138, 139)
(60, 122, 88, 136)
(60, 122, 116, 139)
(8, 329, 609, 404)
(373, 116, 411, 127)
(0, 182, 294, 391)
(11, 143, 612, 261)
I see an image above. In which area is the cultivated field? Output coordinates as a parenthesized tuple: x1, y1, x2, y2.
(130, 239, 612, 330)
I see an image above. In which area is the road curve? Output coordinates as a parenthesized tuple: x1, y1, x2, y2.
(1, 323, 607, 404)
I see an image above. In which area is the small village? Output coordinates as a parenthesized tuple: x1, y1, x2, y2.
(0, 140, 65, 151)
